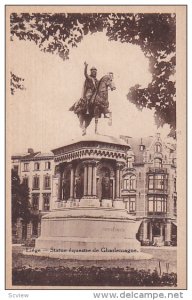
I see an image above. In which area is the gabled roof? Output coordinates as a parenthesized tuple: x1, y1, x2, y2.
(11, 153, 28, 159)
(21, 152, 41, 159)
(129, 137, 153, 164)
(21, 151, 54, 161)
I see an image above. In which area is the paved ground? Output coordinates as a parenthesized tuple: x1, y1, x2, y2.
(12, 245, 177, 274)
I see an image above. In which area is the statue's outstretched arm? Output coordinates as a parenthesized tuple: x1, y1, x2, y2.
(84, 62, 90, 79)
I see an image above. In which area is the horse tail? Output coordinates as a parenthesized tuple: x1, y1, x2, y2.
(69, 103, 75, 111)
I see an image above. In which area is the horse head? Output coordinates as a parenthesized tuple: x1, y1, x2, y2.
(105, 72, 116, 91)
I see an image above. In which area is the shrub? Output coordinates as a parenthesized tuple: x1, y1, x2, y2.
(12, 266, 177, 287)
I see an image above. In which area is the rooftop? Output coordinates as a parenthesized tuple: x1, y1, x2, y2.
(52, 133, 130, 152)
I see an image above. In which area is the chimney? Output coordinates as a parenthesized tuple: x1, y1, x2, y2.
(28, 148, 34, 154)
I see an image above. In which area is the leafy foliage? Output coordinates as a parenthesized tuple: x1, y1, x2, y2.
(11, 169, 31, 223)
(10, 72, 25, 95)
(10, 13, 176, 134)
(12, 265, 177, 286)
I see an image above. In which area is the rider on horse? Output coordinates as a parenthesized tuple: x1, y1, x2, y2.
(69, 63, 116, 135)
(83, 62, 99, 108)
(71, 62, 99, 115)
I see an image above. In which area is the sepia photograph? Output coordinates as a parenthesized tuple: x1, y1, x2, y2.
(6, 5, 187, 289)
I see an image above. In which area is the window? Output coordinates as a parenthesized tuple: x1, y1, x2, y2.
(155, 143, 162, 153)
(155, 174, 165, 190)
(123, 178, 129, 190)
(148, 175, 154, 189)
(123, 174, 136, 191)
(45, 161, 51, 170)
(156, 198, 163, 212)
(130, 175, 136, 190)
(148, 197, 154, 212)
(127, 157, 132, 168)
(44, 174, 51, 189)
(13, 165, 19, 174)
(32, 221, 38, 236)
(43, 194, 50, 211)
(174, 178, 176, 193)
(154, 158, 162, 169)
(129, 197, 136, 212)
(172, 158, 176, 166)
(174, 196, 177, 214)
(23, 163, 29, 172)
(23, 177, 28, 186)
(32, 194, 39, 210)
(33, 175, 40, 189)
(148, 174, 168, 191)
(148, 196, 167, 214)
(34, 162, 40, 171)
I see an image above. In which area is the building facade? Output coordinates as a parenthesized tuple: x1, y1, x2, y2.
(11, 134, 177, 246)
(12, 149, 54, 243)
(121, 133, 177, 246)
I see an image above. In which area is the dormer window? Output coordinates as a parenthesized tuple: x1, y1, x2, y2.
(139, 138, 145, 151)
(155, 143, 162, 153)
(140, 144, 145, 151)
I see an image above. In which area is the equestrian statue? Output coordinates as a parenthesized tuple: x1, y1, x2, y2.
(69, 62, 116, 135)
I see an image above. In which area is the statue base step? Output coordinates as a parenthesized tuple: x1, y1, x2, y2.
(101, 199, 113, 208)
(79, 197, 100, 207)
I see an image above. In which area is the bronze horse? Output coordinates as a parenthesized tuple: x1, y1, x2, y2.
(70, 73, 116, 135)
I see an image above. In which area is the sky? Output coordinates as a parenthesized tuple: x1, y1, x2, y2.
(9, 30, 171, 154)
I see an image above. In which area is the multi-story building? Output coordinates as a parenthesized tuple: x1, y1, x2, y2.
(11, 148, 54, 242)
(11, 134, 177, 246)
(121, 133, 177, 246)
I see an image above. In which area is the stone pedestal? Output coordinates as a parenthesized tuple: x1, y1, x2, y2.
(35, 135, 153, 260)
(35, 208, 143, 260)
